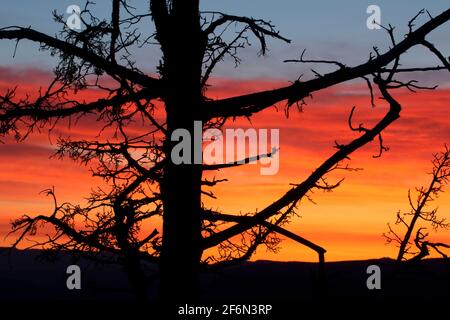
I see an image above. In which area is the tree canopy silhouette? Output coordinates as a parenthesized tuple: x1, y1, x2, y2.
(0, 1, 450, 301)
(384, 146, 450, 262)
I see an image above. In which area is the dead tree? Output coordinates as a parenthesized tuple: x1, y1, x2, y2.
(384, 147, 450, 262)
(0, 2, 449, 301)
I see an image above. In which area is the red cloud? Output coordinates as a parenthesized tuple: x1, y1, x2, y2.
(1, 68, 450, 261)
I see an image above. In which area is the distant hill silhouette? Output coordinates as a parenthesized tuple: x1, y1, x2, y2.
(1, 248, 450, 303)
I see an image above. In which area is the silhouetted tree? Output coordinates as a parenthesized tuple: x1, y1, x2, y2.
(0, 2, 449, 301)
(384, 147, 450, 262)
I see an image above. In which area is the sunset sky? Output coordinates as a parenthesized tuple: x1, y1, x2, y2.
(0, 1, 449, 262)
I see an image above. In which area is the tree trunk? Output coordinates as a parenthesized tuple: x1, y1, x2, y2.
(113, 202, 149, 300)
(159, 0, 204, 302)
(160, 162, 202, 301)
(397, 177, 438, 262)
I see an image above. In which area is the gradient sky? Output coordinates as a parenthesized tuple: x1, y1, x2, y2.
(0, 1, 450, 262)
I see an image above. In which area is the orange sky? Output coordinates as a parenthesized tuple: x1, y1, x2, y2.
(1, 68, 450, 262)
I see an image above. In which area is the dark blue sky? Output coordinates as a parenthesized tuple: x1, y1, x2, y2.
(0, 0, 449, 81)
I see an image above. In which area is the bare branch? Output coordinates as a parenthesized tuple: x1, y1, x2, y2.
(0, 27, 161, 87)
(202, 8, 450, 119)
